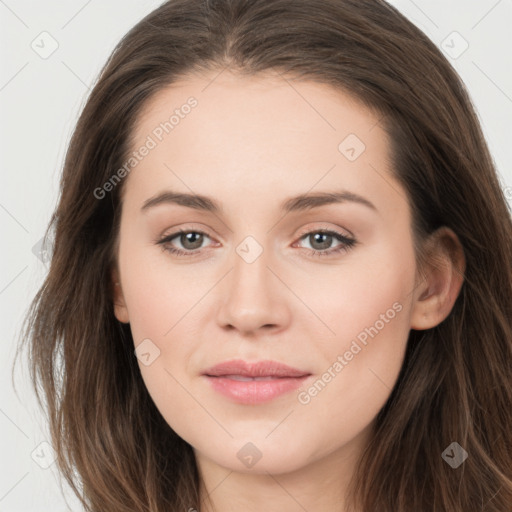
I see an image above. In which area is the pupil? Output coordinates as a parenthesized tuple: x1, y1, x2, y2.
(183, 232, 202, 249)
(312, 233, 332, 250)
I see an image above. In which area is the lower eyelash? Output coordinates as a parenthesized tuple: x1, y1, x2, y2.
(156, 229, 357, 257)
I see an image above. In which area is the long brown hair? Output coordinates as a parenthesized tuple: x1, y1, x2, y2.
(14, 0, 512, 510)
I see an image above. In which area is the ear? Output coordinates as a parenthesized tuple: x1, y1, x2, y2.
(111, 266, 130, 324)
(410, 226, 465, 330)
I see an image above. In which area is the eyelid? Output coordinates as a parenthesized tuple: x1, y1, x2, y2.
(158, 221, 354, 242)
(294, 222, 354, 240)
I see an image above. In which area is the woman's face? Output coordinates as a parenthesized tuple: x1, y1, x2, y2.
(113, 70, 423, 475)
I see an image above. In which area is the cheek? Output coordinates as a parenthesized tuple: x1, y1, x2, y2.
(119, 247, 206, 410)
(293, 304, 410, 461)
(119, 242, 206, 343)
(293, 245, 414, 437)
(292, 243, 414, 407)
(301, 238, 415, 350)
(287, 313, 411, 466)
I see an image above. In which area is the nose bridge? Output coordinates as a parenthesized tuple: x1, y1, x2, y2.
(217, 232, 288, 332)
(233, 233, 270, 291)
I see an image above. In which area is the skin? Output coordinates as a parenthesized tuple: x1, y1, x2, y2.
(111, 69, 465, 512)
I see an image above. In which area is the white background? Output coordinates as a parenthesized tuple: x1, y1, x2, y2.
(1, 1, 511, 510)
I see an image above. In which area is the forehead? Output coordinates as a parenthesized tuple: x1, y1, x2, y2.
(122, 69, 403, 218)
(131, 69, 384, 152)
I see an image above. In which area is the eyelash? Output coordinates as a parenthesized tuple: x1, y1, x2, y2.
(155, 227, 357, 258)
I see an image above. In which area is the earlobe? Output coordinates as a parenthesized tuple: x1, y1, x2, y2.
(111, 267, 130, 324)
(410, 227, 466, 331)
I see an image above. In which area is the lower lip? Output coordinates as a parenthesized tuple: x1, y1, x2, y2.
(204, 375, 311, 404)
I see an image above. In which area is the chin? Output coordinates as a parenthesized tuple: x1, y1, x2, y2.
(195, 437, 315, 476)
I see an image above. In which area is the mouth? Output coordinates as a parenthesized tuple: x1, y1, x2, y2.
(202, 359, 312, 404)
(202, 359, 310, 378)
(213, 375, 295, 381)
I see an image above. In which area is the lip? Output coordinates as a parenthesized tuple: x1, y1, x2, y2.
(203, 359, 309, 378)
(202, 359, 312, 404)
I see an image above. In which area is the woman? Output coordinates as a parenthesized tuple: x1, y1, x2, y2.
(15, 0, 512, 510)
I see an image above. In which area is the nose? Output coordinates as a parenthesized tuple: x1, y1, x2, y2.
(216, 241, 291, 336)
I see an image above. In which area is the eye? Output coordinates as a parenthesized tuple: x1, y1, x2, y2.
(156, 229, 214, 257)
(155, 227, 357, 258)
(294, 229, 357, 257)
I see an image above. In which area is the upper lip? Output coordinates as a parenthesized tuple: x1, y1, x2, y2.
(202, 359, 310, 378)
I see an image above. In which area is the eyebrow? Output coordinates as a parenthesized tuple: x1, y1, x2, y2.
(141, 189, 377, 214)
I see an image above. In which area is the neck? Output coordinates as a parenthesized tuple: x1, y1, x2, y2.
(194, 423, 372, 512)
